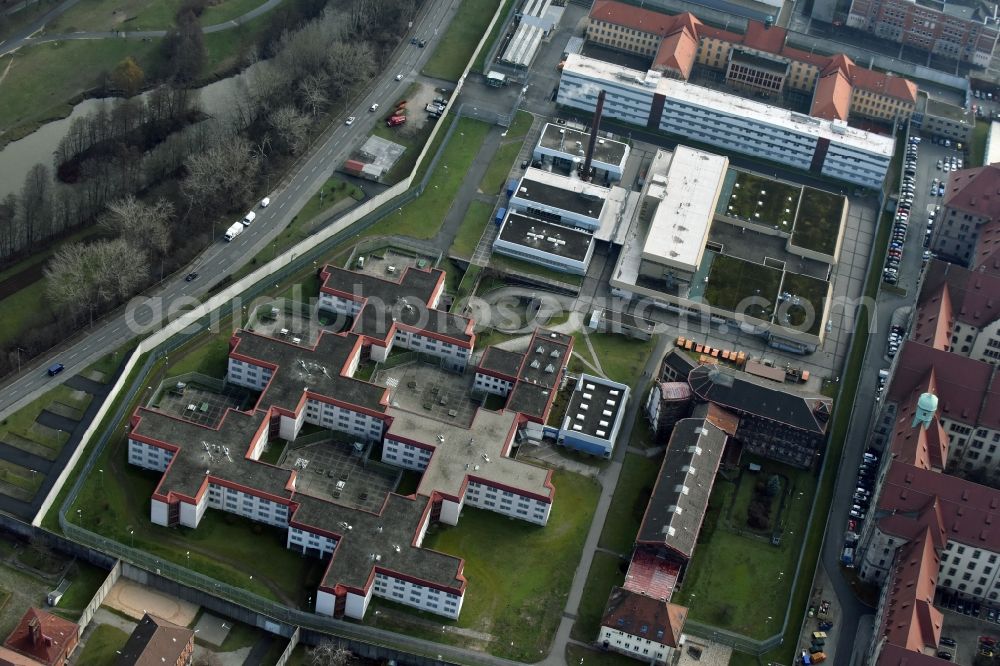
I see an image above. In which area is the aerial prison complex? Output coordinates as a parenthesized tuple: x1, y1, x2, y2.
(125, 264, 631, 621)
(554, 0, 920, 188)
(592, 343, 833, 663)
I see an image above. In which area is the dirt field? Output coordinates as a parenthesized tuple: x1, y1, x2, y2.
(102, 579, 199, 626)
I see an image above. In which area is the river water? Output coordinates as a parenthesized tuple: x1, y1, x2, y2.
(0, 68, 255, 197)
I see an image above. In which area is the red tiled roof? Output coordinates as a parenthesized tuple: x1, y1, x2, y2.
(810, 70, 852, 121)
(623, 550, 680, 602)
(600, 587, 687, 648)
(849, 66, 918, 103)
(878, 462, 1000, 553)
(741, 20, 787, 53)
(654, 29, 698, 78)
(3, 609, 78, 666)
(877, 529, 943, 653)
(889, 381, 949, 472)
(696, 23, 743, 43)
(911, 276, 954, 351)
(944, 164, 1000, 220)
(917, 259, 1000, 332)
(886, 341, 995, 427)
(973, 219, 1000, 275)
(782, 46, 829, 68)
(589, 0, 698, 38)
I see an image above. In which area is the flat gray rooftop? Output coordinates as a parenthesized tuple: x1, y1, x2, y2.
(498, 213, 594, 261)
(515, 171, 608, 219)
(538, 123, 628, 167)
(563, 374, 627, 440)
(292, 492, 466, 593)
(231, 330, 389, 415)
(281, 439, 399, 513)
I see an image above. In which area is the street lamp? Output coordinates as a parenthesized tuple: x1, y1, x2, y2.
(129, 529, 134, 548)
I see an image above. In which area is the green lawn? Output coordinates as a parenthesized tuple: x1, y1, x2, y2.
(490, 254, 584, 287)
(722, 171, 801, 228)
(354, 117, 492, 243)
(704, 254, 782, 321)
(402, 470, 601, 661)
(297, 178, 364, 227)
(166, 319, 236, 378)
(68, 448, 324, 603)
(778, 272, 830, 335)
(598, 453, 663, 554)
(450, 201, 493, 258)
(0, 383, 92, 460)
(570, 551, 625, 642)
(47, 0, 274, 32)
(55, 562, 110, 615)
(972, 119, 990, 167)
(790, 187, 845, 256)
(570, 331, 656, 389)
(0, 282, 53, 352)
(672, 457, 816, 639)
(76, 624, 130, 664)
(479, 110, 534, 195)
(0, 39, 162, 138)
(475, 0, 518, 73)
(423, 0, 504, 81)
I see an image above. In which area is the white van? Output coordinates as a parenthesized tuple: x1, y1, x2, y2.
(243, 211, 256, 226)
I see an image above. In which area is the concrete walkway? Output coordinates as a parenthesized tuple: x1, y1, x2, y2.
(431, 126, 506, 252)
(540, 334, 671, 663)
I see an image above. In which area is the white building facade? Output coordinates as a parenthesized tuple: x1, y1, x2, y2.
(557, 53, 893, 188)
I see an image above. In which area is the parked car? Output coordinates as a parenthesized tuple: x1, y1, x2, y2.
(940, 637, 957, 647)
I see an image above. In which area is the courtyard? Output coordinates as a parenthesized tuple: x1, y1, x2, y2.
(790, 187, 847, 257)
(702, 253, 783, 321)
(718, 170, 802, 230)
(671, 456, 816, 639)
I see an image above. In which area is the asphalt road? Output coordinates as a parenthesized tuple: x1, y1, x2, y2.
(0, 0, 461, 421)
(815, 139, 944, 663)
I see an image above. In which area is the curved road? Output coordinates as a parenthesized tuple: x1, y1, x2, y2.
(0, 0, 283, 55)
(0, 0, 462, 421)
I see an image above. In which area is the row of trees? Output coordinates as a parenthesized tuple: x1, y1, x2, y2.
(0, 0, 422, 379)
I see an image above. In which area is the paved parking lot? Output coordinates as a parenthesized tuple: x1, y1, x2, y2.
(157, 384, 250, 427)
(281, 439, 399, 513)
(375, 362, 479, 428)
(933, 600, 1000, 664)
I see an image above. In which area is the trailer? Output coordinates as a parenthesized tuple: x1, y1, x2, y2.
(494, 207, 507, 225)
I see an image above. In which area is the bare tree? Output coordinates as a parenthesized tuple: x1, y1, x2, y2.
(298, 74, 329, 117)
(268, 105, 311, 154)
(100, 195, 173, 257)
(19, 164, 51, 249)
(307, 640, 352, 666)
(181, 131, 261, 216)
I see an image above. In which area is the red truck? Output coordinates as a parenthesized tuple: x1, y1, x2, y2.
(386, 115, 406, 127)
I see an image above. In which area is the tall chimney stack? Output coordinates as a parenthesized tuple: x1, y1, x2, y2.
(581, 89, 605, 182)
